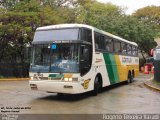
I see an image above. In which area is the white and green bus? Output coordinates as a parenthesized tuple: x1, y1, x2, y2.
(29, 24, 139, 95)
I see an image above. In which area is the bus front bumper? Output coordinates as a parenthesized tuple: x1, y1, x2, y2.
(29, 80, 84, 94)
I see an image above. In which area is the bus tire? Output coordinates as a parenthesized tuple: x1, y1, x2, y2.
(132, 70, 135, 78)
(57, 93, 64, 98)
(92, 76, 100, 96)
(132, 70, 135, 82)
(127, 72, 133, 84)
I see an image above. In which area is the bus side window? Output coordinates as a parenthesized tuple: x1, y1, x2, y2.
(136, 47, 138, 56)
(94, 32, 104, 50)
(105, 37, 113, 52)
(95, 33, 100, 49)
(127, 44, 132, 55)
(121, 42, 127, 54)
(132, 46, 136, 56)
(114, 40, 121, 53)
(95, 43, 98, 49)
(80, 28, 92, 43)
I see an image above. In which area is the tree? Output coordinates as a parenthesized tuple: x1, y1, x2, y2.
(0, 0, 19, 9)
(0, 0, 159, 77)
(109, 16, 157, 56)
(0, 0, 78, 77)
(133, 6, 160, 37)
(133, 6, 160, 25)
(75, 0, 123, 29)
(74, 1, 157, 58)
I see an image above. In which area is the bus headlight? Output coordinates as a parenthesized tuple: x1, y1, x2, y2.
(63, 77, 78, 82)
(30, 77, 33, 80)
(64, 78, 72, 82)
(69, 78, 72, 81)
(64, 78, 69, 81)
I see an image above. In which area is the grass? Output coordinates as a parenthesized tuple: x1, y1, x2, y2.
(152, 79, 160, 86)
(0, 75, 4, 78)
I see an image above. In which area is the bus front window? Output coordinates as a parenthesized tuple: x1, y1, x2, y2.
(30, 44, 79, 73)
(31, 44, 50, 72)
(50, 44, 79, 73)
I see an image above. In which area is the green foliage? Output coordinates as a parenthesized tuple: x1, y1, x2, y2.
(133, 6, 160, 38)
(74, 1, 157, 56)
(11, 0, 42, 12)
(108, 16, 157, 55)
(75, 1, 122, 26)
(0, 0, 19, 9)
(0, 0, 159, 77)
(133, 6, 160, 25)
(0, 75, 4, 78)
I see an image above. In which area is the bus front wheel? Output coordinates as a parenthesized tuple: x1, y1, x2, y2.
(57, 93, 64, 98)
(92, 77, 100, 96)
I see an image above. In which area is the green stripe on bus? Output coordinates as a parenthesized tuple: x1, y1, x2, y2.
(103, 53, 119, 84)
(48, 74, 63, 78)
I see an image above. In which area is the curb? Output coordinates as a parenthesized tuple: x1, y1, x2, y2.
(147, 76, 154, 81)
(144, 82, 160, 92)
(0, 78, 30, 81)
(144, 75, 160, 92)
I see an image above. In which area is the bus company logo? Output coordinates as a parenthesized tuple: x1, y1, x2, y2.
(81, 79, 91, 89)
(34, 73, 43, 77)
(122, 57, 132, 63)
(95, 58, 103, 63)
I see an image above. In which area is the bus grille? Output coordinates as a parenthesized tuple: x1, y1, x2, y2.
(33, 77, 62, 80)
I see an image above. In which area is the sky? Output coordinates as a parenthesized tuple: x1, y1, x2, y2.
(97, 0, 160, 14)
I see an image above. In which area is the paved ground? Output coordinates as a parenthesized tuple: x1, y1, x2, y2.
(0, 73, 160, 114)
(144, 78, 160, 92)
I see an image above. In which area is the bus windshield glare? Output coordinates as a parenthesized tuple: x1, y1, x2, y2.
(30, 44, 79, 73)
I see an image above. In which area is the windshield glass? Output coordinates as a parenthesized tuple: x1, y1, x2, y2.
(30, 44, 79, 73)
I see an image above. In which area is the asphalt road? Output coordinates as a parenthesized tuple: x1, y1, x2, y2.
(0, 74, 160, 114)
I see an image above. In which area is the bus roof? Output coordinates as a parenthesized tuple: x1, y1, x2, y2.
(36, 24, 138, 46)
(36, 24, 93, 31)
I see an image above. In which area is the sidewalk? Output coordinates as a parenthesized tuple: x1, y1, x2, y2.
(144, 77, 160, 92)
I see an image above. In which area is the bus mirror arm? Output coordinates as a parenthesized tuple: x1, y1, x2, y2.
(80, 59, 88, 62)
(80, 60, 84, 62)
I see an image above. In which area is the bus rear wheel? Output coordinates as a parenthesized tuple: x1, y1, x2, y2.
(127, 72, 133, 84)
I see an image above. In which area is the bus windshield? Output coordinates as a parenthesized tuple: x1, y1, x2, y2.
(30, 44, 79, 73)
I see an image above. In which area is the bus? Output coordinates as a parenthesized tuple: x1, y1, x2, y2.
(29, 24, 139, 95)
